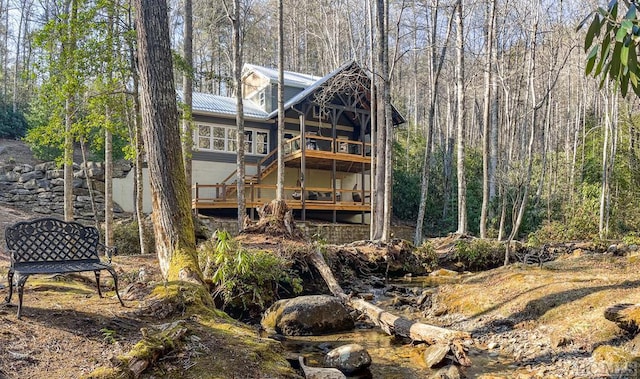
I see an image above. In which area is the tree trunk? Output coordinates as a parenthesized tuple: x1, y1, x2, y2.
(381, 0, 393, 242)
(105, 120, 114, 246)
(228, 0, 246, 231)
(134, 0, 202, 282)
(367, 0, 377, 240)
(455, 0, 467, 235)
(182, 0, 193, 206)
(480, 0, 496, 238)
(415, 0, 452, 245)
(372, 0, 386, 240)
(276, 0, 285, 201)
(63, 0, 78, 222)
(504, 1, 540, 265)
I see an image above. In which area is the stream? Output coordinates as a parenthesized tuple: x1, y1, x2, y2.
(281, 275, 520, 378)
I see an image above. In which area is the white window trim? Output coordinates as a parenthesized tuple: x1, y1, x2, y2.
(194, 123, 270, 156)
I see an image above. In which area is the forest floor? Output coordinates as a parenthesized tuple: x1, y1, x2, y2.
(428, 252, 640, 378)
(0, 211, 299, 379)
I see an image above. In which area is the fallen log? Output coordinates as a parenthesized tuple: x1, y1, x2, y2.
(308, 248, 472, 366)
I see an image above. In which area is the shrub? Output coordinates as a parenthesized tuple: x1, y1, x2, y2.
(199, 230, 303, 317)
(454, 239, 503, 271)
(414, 241, 439, 272)
(112, 219, 155, 255)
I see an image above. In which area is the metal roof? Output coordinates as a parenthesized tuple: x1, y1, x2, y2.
(177, 90, 268, 119)
(178, 62, 405, 125)
(243, 63, 320, 88)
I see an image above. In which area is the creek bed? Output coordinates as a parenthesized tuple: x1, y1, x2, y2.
(280, 274, 521, 378)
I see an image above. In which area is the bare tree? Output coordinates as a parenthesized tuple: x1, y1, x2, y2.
(455, 0, 467, 235)
(224, 0, 246, 230)
(276, 0, 285, 201)
(480, 0, 497, 238)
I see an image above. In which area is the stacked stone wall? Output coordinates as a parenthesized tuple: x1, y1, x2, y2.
(0, 161, 131, 222)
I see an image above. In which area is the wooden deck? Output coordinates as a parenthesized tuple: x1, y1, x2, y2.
(192, 133, 372, 215)
(192, 183, 371, 211)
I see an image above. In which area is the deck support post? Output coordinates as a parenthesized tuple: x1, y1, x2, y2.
(300, 113, 306, 222)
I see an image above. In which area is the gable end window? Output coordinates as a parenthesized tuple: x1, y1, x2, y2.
(196, 124, 269, 155)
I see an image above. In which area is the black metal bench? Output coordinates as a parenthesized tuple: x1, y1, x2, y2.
(4, 218, 125, 318)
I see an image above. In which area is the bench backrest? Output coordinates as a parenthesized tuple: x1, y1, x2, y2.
(5, 218, 101, 264)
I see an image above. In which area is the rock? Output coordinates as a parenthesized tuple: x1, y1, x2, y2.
(550, 334, 571, 348)
(604, 303, 640, 333)
(323, 343, 371, 374)
(19, 171, 37, 182)
(47, 169, 64, 179)
(261, 295, 354, 336)
(487, 342, 498, 350)
(417, 289, 433, 307)
(429, 365, 462, 379)
(423, 343, 450, 368)
(299, 356, 346, 379)
(592, 344, 640, 374)
(21, 179, 38, 190)
(3, 171, 19, 182)
(430, 268, 459, 277)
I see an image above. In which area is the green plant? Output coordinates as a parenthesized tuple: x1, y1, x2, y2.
(199, 230, 303, 315)
(414, 241, 439, 272)
(454, 239, 503, 271)
(623, 232, 640, 246)
(100, 328, 117, 344)
(111, 220, 155, 255)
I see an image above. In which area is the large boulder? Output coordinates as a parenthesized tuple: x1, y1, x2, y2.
(261, 295, 354, 336)
(324, 343, 371, 374)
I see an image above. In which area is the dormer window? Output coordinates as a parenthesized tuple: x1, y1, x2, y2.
(258, 91, 265, 107)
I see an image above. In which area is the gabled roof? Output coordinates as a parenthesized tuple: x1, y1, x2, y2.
(179, 62, 406, 126)
(266, 60, 355, 120)
(177, 90, 269, 120)
(266, 60, 406, 126)
(243, 63, 320, 89)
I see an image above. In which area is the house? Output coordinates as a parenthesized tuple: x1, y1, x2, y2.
(113, 61, 405, 224)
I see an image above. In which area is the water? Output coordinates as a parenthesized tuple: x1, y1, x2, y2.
(281, 275, 520, 378)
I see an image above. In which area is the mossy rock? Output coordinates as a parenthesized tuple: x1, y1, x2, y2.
(592, 345, 640, 377)
(605, 303, 640, 334)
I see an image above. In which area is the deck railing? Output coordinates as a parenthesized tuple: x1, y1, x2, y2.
(192, 183, 371, 208)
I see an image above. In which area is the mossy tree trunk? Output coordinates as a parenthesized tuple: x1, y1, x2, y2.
(134, 0, 202, 283)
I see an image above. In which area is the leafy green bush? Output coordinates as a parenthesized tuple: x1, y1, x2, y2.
(454, 239, 503, 271)
(199, 230, 302, 317)
(112, 220, 155, 255)
(414, 241, 439, 272)
(622, 232, 640, 246)
(0, 102, 28, 139)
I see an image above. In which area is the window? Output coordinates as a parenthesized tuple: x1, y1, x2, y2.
(196, 124, 269, 155)
(258, 91, 266, 107)
(256, 131, 268, 154)
(212, 126, 225, 151)
(197, 125, 211, 149)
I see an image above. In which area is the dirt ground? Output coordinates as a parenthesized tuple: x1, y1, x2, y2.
(0, 204, 297, 379)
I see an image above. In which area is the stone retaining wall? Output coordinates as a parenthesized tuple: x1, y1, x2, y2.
(0, 161, 131, 222)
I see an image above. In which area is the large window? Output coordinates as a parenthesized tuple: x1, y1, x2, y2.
(196, 124, 269, 155)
